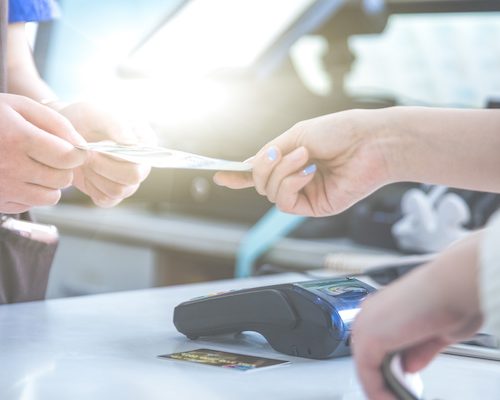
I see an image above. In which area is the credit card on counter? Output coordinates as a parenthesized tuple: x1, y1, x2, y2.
(158, 348, 290, 371)
(76, 142, 252, 172)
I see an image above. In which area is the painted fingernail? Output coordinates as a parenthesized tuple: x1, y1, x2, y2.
(267, 147, 278, 162)
(302, 164, 317, 176)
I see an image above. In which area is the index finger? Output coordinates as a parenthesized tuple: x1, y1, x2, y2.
(213, 171, 253, 189)
(212, 122, 305, 190)
(11, 109, 86, 169)
(23, 122, 87, 170)
(353, 342, 396, 400)
(11, 95, 85, 145)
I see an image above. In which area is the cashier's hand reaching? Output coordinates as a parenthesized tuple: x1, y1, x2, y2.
(54, 101, 156, 208)
(214, 109, 395, 216)
(0, 94, 86, 214)
(352, 233, 483, 400)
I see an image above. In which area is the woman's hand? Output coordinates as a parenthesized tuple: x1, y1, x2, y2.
(214, 109, 398, 216)
(215, 107, 500, 217)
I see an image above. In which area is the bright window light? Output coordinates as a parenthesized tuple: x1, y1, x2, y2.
(127, 0, 315, 78)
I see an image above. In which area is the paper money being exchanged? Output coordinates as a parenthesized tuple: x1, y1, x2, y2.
(76, 142, 252, 172)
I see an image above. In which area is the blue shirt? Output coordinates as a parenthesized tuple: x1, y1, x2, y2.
(9, 0, 59, 23)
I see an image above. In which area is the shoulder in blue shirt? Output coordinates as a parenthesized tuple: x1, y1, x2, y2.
(9, 0, 60, 23)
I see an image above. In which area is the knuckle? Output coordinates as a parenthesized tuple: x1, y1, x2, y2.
(107, 183, 128, 199)
(60, 149, 84, 168)
(27, 166, 43, 185)
(266, 186, 278, 203)
(125, 166, 144, 185)
(279, 205, 295, 215)
(138, 165, 151, 180)
(126, 183, 140, 198)
(45, 190, 62, 206)
(277, 199, 293, 214)
(60, 171, 74, 188)
(255, 186, 266, 196)
(60, 116, 75, 131)
(252, 171, 264, 188)
(281, 177, 294, 192)
(50, 170, 74, 189)
(94, 196, 120, 208)
(93, 194, 112, 208)
(291, 120, 307, 135)
(105, 164, 143, 186)
(86, 189, 107, 208)
(252, 174, 268, 196)
(48, 107, 77, 132)
(318, 203, 334, 217)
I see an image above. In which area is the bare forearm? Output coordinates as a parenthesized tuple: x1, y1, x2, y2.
(7, 23, 58, 102)
(7, 65, 55, 100)
(381, 106, 500, 192)
(427, 231, 482, 324)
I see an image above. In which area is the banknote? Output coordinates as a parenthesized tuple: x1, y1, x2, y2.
(75, 142, 252, 172)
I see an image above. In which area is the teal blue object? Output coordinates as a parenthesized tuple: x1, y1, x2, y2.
(235, 207, 306, 278)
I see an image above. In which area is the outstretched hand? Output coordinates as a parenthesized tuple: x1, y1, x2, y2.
(214, 109, 395, 217)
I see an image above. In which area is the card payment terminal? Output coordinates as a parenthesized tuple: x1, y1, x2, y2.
(174, 277, 375, 359)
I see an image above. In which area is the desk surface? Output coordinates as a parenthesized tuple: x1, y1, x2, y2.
(2, 274, 500, 400)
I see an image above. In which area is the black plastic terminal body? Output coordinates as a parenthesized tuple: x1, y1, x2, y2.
(173, 277, 375, 359)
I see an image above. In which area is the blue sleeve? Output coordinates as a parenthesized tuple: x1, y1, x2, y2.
(9, 0, 60, 23)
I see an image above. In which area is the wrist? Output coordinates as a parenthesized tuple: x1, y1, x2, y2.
(373, 106, 432, 184)
(354, 107, 412, 184)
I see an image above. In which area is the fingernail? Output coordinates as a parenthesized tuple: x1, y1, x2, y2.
(302, 164, 317, 176)
(267, 147, 278, 162)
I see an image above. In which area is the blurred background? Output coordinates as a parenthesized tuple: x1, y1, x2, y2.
(30, 0, 500, 298)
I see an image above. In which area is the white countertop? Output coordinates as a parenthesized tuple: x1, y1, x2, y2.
(1, 273, 499, 400)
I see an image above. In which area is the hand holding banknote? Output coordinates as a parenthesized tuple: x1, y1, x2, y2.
(214, 110, 392, 216)
(58, 102, 155, 207)
(60, 103, 253, 207)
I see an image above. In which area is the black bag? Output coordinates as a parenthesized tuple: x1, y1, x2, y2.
(0, 214, 58, 303)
